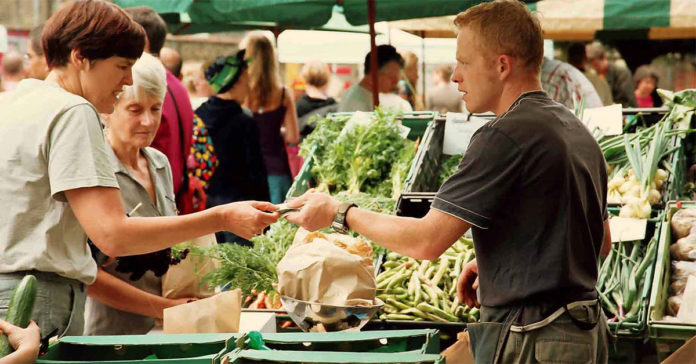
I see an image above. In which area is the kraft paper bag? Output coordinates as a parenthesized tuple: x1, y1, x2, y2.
(162, 233, 220, 299)
(163, 289, 241, 334)
(442, 331, 475, 364)
(277, 230, 376, 306)
(662, 335, 696, 364)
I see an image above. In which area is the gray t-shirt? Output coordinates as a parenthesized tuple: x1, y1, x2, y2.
(338, 83, 373, 112)
(541, 58, 603, 110)
(426, 84, 463, 114)
(85, 146, 177, 335)
(0, 79, 118, 284)
(432, 91, 607, 324)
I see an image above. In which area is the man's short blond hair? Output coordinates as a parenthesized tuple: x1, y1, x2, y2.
(300, 61, 330, 88)
(454, 0, 543, 73)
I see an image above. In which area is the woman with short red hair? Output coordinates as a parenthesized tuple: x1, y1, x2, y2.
(0, 0, 277, 340)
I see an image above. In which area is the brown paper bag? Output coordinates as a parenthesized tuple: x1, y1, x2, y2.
(163, 289, 241, 334)
(442, 331, 475, 364)
(162, 233, 220, 299)
(662, 335, 696, 364)
(277, 231, 376, 306)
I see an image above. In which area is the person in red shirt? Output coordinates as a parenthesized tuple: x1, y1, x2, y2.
(125, 6, 193, 208)
(633, 65, 662, 108)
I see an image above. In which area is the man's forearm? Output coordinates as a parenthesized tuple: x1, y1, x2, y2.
(346, 208, 431, 258)
(346, 208, 467, 260)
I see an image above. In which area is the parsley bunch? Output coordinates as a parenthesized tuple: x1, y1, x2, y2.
(310, 109, 412, 197)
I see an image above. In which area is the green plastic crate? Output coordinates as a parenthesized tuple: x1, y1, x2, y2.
(223, 331, 443, 364)
(37, 333, 232, 364)
(601, 212, 660, 337)
(224, 350, 444, 363)
(328, 111, 437, 141)
(401, 113, 496, 195)
(402, 112, 438, 140)
(648, 201, 696, 361)
(668, 137, 686, 201)
(228, 329, 440, 354)
(285, 144, 316, 199)
(38, 330, 440, 363)
(326, 111, 436, 141)
(286, 112, 437, 201)
(401, 118, 445, 195)
(221, 330, 443, 363)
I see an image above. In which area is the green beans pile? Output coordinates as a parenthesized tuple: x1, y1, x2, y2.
(376, 237, 479, 323)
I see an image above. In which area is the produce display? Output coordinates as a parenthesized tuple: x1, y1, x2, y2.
(163, 89, 696, 358)
(177, 110, 419, 309)
(438, 154, 463, 186)
(596, 235, 657, 327)
(376, 236, 478, 323)
(301, 109, 417, 198)
(662, 208, 696, 321)
(601, 121, 676, 218)
(600, 90, 696, 218)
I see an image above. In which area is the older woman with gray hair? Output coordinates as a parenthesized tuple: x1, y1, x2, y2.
(84, 53, 194, 335)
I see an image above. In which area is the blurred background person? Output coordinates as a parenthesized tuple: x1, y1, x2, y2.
(540, 57, 602, 110)
(127, 6, 195, 212)
(196, 50, 270, 245)
(182, 61, 215, 109)
(85, 53, 193, 335)
(567, 42, 613, 106)
(160, 47, 182, 80)
(633, 65, 663, 108)
(243, 32, 299, 203)
(289, 75, 306, 106)
(338, 44, 404, 112)
(586, 42, 637, 108)
(398, 51, 422, 110)
(1, 51, 26, 92)
(296, 60, 337, 140)
(24, 24, 49, 80)
(426, 64, 462, 114)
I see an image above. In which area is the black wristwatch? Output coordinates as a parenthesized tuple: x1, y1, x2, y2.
(331, 202, 357, 234)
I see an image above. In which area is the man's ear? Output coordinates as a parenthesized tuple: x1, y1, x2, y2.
(497, 54, 513, 81)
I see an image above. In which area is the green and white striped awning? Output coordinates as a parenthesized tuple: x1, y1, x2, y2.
(529, 0, 696, 40)
(391, 0, 696, 40)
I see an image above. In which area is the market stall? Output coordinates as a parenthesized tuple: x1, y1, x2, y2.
(4, 1, 696, 363)
(8, 93, 689, 362)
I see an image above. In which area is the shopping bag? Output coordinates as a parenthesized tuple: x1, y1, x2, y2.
(163, 289, 241, 334)
(162, 233, 219, 299)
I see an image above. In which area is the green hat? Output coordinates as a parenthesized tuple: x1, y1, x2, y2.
(205, 49, 252, 94)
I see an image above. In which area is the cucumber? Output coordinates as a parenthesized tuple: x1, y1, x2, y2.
(0, 275, 38, 357)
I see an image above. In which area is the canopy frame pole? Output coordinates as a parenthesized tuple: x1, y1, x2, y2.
(421, 30, 426, 109)
(367, 0, 379, 108)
